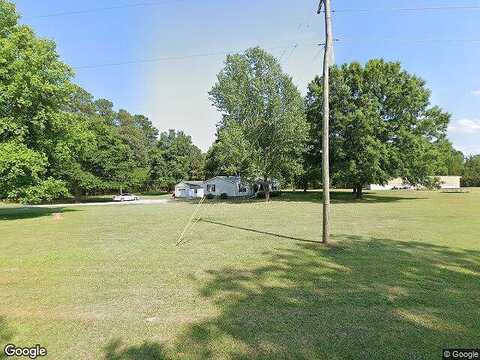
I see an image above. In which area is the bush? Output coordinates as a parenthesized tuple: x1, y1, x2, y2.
(220, 193, 228, 199)
(256, 191, 265, 199)
(461, 176, 480, 187)
(19, 178, 70, 204)
(206, 193, 215, 200)
(256, 191, 281, 199)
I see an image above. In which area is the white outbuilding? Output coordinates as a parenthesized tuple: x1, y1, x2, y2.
(436, 176, 462, 189)
(368, 176, 462, 191)
(174, 181, 205, 198)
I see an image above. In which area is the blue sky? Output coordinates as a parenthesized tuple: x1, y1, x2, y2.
(14, 0, 480, 154)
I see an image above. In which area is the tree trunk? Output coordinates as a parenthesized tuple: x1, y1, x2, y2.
(264, 177, 270, 202)
(355, 185, 363, 199)
(73, 186, 82, 203)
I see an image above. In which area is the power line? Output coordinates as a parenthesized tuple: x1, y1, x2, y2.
(23, 0, 186, 19)
(25, 2, 480, 20)
(329, 5, 480, 14)
(282, 43, 299, 63)
(72, 38, 480, 71)
(73, 45, 294, 70)
(335, 37, 480, 44)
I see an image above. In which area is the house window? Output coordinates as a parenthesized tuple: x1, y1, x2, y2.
(207, 184, 216, 192)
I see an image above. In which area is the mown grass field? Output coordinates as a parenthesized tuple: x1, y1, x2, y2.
(1, 190, 479, 359)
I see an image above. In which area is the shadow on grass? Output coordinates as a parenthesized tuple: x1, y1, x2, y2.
(0, 207, 78, 221)
(104, 236, 480, 359)
(172, 237, 480, 359)
(179, 191, 424, 207)
(0, 317, 14, 360)
(277, 191, 424, 204)
(200, 219, 320, 244)
(103, 339, 169, 360)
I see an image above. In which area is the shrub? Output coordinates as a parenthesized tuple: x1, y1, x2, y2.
(220, 193, 228, 199)
(206, 193, 215, 200)
(271, 191, 282, 197)
(256, 191, 281, 199)
(19, 178, 70, 204)
(256, 191, 265, 199)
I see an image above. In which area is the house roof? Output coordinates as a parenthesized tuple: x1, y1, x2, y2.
(205, 176, 241, 184)
(177, 181, 204, 188)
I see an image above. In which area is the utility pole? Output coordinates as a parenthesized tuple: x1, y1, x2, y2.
(318, 0, 333, 244)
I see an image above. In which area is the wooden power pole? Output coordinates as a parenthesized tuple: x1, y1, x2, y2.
(318, 0, 333, 243)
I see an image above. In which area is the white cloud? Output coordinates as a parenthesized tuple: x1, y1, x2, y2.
(471, 90, 480, 96)
(455, 145, 480, 156)
(448, 119, 480, 134)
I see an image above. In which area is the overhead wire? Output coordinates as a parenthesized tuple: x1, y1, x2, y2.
(72, 38, 480, 70)
(328, 5, 480, 13)
(23, 0, 186, 19)
(26, 3, 480, 20)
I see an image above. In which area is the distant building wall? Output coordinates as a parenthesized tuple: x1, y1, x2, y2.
(368, 178, 405, 190)
(175, 182, 204, 198)
(369, 176, 462, 190)
(436, 176, 461, 189)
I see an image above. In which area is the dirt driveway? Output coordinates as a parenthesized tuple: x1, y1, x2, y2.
(33, 198, 170, 208)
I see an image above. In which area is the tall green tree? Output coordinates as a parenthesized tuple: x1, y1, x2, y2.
(0, 0, 73, 202)
(0, 0, 165, 202)
(462, 155, 480, 187)
(149, 130, 205, 191)
(436, 141, 465, 176)
(306, 59, 451, 197)
(205, 122, 256, 178)
(114, 110, 159, 191)
(209, 47, 308, 200)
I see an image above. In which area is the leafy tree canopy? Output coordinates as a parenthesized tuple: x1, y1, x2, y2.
(150, 130, 205, 191)
(462, 155, 480, 187)
(205, 122, 256, 178)
(306, 59, 451, 196)
(209, 47, 308, 199)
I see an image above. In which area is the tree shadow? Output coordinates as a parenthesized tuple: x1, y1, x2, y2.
(0, 317, 14, 360)
(276, 191, 424, 204)
(0, 207, 78, 221)
(177, 191, 424, 206)
(171, 236, 480, 359)
(103, 339, 169, 360)
(100, 235, 480, 359)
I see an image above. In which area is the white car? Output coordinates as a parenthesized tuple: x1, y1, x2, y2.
(113, 193, 139, 202)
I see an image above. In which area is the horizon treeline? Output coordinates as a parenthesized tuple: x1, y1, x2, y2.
(1, 0, 478, 204)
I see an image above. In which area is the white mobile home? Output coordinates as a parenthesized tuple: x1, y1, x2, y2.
(174, 181, 204, 198)
(368, 178, 410, 191)
(369, 176, 462, 191)
(436, 176, 461, 189)
(204, 176, 254, 197)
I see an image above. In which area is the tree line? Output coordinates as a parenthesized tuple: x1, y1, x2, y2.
(205, 48, 479, 198)
(1, 0, 478, 204)
(0, 1, 204, 203)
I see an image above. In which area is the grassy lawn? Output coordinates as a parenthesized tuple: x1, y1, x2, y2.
(1, 190, 479, 359)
